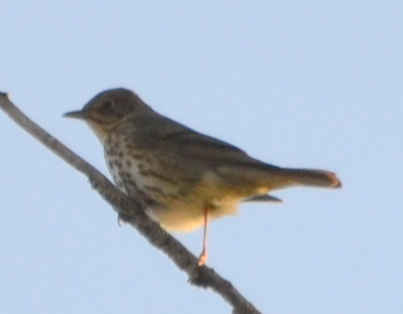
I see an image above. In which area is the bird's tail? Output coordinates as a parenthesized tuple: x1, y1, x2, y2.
(264, 167, 342, 190)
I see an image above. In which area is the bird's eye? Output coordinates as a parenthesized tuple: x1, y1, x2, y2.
(99, 100, 114, 112)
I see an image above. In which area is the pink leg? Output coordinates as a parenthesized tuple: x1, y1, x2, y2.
(198, 208, 210, 266)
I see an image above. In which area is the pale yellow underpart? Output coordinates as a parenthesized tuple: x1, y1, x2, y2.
(146, 193, 243, 233)
(147, 169, 269, 232)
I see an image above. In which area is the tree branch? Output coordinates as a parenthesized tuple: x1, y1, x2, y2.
(0, 92, 261, 314)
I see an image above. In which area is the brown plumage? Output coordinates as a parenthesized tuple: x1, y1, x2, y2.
(64, 88, 341, 264)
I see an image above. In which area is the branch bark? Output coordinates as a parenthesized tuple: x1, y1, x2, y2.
(0, 92, 261, 314)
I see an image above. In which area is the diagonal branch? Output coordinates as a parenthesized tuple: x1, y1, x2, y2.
(0, 92, 261, 314)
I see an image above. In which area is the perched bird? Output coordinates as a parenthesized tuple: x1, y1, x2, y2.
(64, 88, 341, 265)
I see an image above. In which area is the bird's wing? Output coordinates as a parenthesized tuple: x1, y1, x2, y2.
(131, 113, 265, 165)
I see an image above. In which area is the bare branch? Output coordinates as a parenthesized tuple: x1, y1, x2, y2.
(0, 92, 262, 314)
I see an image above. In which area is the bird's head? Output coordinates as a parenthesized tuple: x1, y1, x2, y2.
(64, 88, 153, 142)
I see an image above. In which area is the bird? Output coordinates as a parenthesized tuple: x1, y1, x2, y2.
(64, 88, 341, 265)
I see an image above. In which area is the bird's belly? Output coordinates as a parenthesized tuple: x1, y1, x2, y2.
(145, 195, 241, 232)
(142, 169, 247, 232)
(105, 147, 250, 232)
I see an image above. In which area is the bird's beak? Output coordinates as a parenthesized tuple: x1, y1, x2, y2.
(63, 109, 87, 120)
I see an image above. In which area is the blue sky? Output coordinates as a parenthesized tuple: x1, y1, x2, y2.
(1, 1, 402, 313)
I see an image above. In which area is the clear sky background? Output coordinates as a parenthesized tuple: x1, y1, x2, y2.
(1, 1, 402, 313)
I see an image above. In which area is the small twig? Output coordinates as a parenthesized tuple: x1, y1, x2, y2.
(0, 92, 261, 314)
